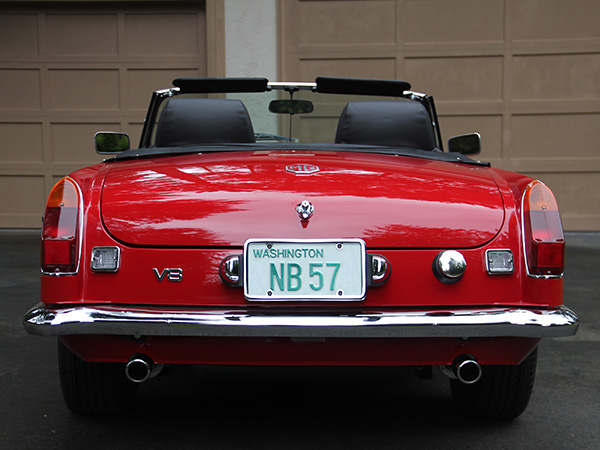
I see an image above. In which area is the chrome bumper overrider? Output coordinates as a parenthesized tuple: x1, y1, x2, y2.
(23, 304, 579, 339)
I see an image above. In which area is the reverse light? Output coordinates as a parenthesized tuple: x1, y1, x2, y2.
(486, 250, 514, 275)
(91, 247, 121, 272)
(522, 180, 565, 277)
(41, 177, 82, 274)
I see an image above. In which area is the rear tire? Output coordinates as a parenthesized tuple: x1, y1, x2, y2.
(58, 339, 137, 415)
(450, 347, 537, 419)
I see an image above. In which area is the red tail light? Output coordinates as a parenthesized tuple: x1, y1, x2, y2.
(522, 180, 564, 277)
(42, 177, 81, 274)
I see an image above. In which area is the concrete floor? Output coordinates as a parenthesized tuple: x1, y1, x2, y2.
(1, 230, 598, 450)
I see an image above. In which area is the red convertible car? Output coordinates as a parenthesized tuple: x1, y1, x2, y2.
(24, 77, 579, 418)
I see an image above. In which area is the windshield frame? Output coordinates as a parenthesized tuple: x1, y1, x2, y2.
(138, 78, 443, 150)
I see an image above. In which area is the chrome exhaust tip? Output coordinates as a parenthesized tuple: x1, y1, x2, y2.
(454, 355, 482, 385)
(439, 354, 483, 385)
(125, 354, 157, 383)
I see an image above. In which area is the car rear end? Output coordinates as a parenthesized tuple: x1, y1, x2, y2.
(24, 78, 579, 417)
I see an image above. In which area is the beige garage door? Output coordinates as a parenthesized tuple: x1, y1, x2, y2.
(0, 1, 208, 228)
(279, 0, 600, 231)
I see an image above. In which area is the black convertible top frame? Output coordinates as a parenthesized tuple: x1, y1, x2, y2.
(173, 77, 269, 94)
(316, 77, 411, 96)
(170, 76, 412, 96)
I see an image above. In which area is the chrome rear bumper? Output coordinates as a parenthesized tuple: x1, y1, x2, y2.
(23, 303, 579, 339)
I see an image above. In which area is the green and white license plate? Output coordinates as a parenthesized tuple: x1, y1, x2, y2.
(244, 239, 366, 301)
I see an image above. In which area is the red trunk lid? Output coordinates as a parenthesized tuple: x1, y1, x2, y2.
(100, 150, 504, 248)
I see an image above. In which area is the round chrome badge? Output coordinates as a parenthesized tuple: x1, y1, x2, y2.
(286, 164, 320, 175)
(296, 200, 315, 220)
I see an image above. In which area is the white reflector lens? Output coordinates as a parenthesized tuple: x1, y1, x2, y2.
(486, 250, 514, 274)
(91, 247, 120, 272)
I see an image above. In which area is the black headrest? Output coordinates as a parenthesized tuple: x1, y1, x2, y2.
(155, 98, 255, 146)
(335, 101, 436, 150)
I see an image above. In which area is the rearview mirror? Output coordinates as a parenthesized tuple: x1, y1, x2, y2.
(448, 133, 481, 156)
(269, 99, 314, 115)
(95, 132, 130, 154)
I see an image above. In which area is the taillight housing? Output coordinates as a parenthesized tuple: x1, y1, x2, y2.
(41, 177, 82, 274)
(522, 180, 565, 277)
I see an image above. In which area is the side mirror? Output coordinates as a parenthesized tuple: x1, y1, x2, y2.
(269, 99, 314, 115)
(95, 132, 130, 154)
(448, 133, 481, 156)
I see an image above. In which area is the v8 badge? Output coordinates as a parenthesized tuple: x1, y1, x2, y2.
(153, 268, 183, 282)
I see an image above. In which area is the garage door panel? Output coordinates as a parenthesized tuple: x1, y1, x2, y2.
(406, 57, 504, 101)
(0, 14, 38, 56)
(125, 13, 202, 56)
(0, 69, 41, 110)
(46, 14, 118, 56)
(512, 0, 599, 41)
(511, 114, 600, 159)
(48, 69, 120, 111)
(296, 0, 396, 46)
(0, 123, 44, 163)
(51, 122, 120, 164)
(512, 54, 600, 100)
(297, 58, 397, 81)
(404, 0, 504, 43)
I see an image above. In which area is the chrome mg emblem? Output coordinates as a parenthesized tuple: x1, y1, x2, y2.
(296, 200, 315, 220)
(286, 164, 319, 175)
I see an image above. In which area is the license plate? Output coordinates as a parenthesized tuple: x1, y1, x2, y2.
(244, 239, 366, 301)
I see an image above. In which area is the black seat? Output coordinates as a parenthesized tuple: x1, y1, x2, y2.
(335, 101, 436, 150)
(155, 98, 255, 146)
